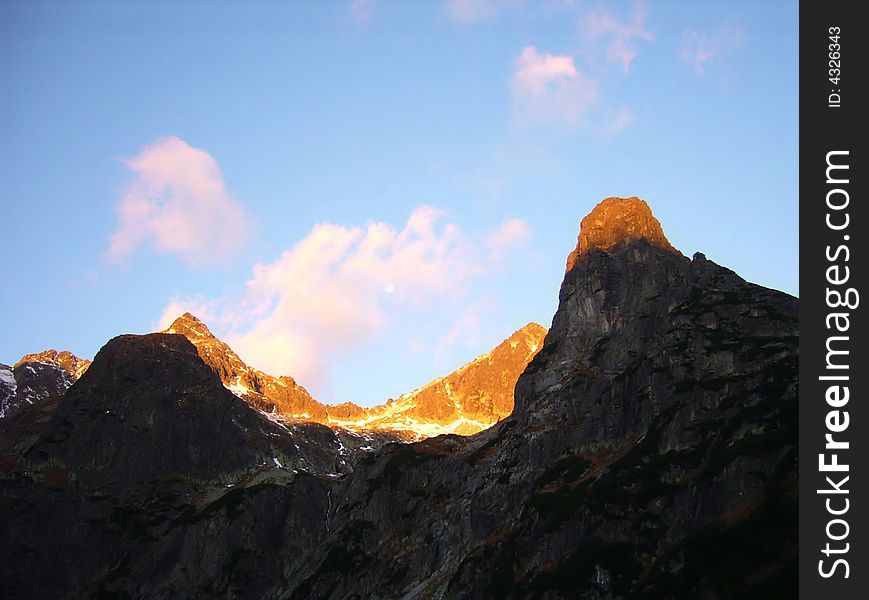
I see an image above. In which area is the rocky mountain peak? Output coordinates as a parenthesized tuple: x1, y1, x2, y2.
(164, 312, 216, 340)
(1, 349, 91, 419)
(509, 322, 547, 347)
(14, 349, 91, 378)
(565, 196, 679, 271)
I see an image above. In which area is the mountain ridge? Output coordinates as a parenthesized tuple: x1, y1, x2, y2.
(1, 196, 798, 598)
(161, 313, 547, 439)
(1, 313, 545, 442)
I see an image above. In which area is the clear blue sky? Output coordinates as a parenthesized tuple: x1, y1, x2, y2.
(1, 0, 798, 406)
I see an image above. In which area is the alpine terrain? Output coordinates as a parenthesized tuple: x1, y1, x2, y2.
(0, 197, 797, 598)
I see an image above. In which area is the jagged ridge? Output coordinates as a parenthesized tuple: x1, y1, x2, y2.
(164, 313, 547, 439)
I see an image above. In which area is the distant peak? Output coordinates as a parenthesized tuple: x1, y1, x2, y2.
(566, 196, 679, 271)
(14, 348, 91, 378)
(164, 312, 215, 339)
(514, 322, 547, 338)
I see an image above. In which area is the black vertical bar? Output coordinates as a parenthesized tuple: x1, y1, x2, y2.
(799, 1, 866, 597)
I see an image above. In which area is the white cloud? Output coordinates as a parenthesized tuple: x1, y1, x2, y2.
(511, 46, 599, 126)
(160, 207, 531, 399)
(108, 136, 251, 266)
(578, 0, 653, 72)
(680, 20, 745, 74)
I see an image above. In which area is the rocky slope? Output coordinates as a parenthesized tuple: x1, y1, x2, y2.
(0, 334, 349, 599)
(164, 313, 546, 439)
(0, 196, 798, 598)
(0, 349, 91, 419)
(329, 323, 547, 438)
(164, 313, 329, 420)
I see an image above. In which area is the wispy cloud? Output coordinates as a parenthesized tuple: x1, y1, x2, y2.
(108, 137, 251, 266)
(578, 0, 653, 72)
(433, 299, 487, 366)
(486, 218, 531, 260)
(350, 0, 374, 25)
(511, 46, 599, 127)
(680, 20, 745, 74)
(159, 207, 531, 399)
(445, 0, 522, 25)
(600, 107, 634, 136)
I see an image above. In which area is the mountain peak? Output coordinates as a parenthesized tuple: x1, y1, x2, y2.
(164, 312, 215, 339)
(14, 349, 91, 379)
(566, 196, 679, 271)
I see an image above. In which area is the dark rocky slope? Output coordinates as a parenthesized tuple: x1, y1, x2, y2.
(0, 334, 355, 599)
(0, 196, 797, 598)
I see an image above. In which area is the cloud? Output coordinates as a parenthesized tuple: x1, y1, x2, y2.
(445, 0, 522, 24)
(511, 46, 599, 126)
(350, 0, 374, 25)
(680, 20, 745, 74)
(600, 107, 634, 136)
(578, 0, 653, 72)
(160, 207, 531, 400)
(433, 299, 487, 367)
(108, 137, 251, 266)
(486, 218, 531, 260)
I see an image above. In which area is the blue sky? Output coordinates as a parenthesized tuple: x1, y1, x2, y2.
(1, 0, 798, 406)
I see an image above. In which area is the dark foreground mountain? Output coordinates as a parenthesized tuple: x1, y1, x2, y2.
(0, 197, 797, 598)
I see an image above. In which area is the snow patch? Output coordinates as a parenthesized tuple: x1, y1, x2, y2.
(224, 377, 251, 398)
(0, 367, 16, 392)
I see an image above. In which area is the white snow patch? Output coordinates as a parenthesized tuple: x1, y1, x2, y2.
(224, 377, 251, 398)
(0, 367, 16, 391)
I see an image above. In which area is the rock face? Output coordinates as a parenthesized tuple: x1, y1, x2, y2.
(0, 349, 91, 419)
(0, 197, 798, 598)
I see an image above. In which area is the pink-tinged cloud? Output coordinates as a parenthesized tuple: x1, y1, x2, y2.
(351, 0, 374, 25)
(579, 0, 653, 72)
(680, 21, 745, 74)
(486, 218, 531, 260)
(108, 136, 251, 266)
(445, 0, 523, 25)
(511, 46, 599, 126)
(433, 299, 487, 367)
(600, 107, 634, 136)
(160, 207, 531, 399)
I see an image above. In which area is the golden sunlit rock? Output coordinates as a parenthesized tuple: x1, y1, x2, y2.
(565, 196, 680, 272)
